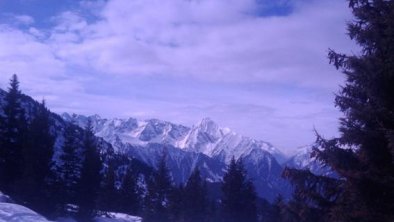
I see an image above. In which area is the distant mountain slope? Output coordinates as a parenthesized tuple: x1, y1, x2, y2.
(284, 145, 334, 177)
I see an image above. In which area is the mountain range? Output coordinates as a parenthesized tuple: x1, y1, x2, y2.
(61, 113, 324, 201)
(0, 88, 325, 201)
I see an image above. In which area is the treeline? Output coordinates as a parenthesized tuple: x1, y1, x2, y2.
(141, 155, 258, 222)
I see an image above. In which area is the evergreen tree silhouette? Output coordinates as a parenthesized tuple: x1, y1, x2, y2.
(0, 74, 27, 195)
(77, 119, 102, 221)
(20, 100, 55, 214)
(119, 165, 141, 215)
(182, 168, 208, 222)
(221, 157, 257, 222)
(260, 196, 282, 222)
(57, 122, 82, 215)
(98, 158, 119, 212)
(283, 1, 394, 221)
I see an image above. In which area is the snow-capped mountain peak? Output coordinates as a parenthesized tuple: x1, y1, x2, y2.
(196, 117, 222, 136)
(62, 113, 286, 164)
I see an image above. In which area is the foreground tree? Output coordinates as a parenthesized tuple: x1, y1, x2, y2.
(77, 120, 102, 221)
(98, 158, 119, 212)
(284, 1, 394, 221)
(221, 157, 257, 222)
(20, 100, 55, 214)
(119, 165, 141, 215)
(0, 74, 27, 194)
(260, 196, 283, 222)
(169, 168, 209, 222)
(56, 123, 82, 215)
(182, 168, 208, 222)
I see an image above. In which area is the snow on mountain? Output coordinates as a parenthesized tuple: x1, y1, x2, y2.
(242, 148, 290, 200)
(62, 113, 291, 200)
(62, 114, 286, 163)
(62, 113, 225, 182)
(62, 113, 190, 150)
(126, 143, 226, 184)
(284, 145, 334, 177)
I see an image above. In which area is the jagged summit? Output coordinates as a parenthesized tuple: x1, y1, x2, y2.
(197, 117, 219, 131)
(61, 113, 286, 163)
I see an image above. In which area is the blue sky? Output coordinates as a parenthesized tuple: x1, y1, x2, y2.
(0, 0, 357, 154)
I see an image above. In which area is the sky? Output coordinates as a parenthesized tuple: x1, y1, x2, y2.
(0, 0, 358, 155)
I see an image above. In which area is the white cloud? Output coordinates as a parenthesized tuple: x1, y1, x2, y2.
(47, 0, 356, 89)
(0, 24, 83, 102)
(14, 14, 35, 25)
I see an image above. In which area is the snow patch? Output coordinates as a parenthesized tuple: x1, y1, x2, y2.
(0, 203, 51, 222)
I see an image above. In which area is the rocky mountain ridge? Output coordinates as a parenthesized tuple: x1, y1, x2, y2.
(62, 113, 291, 201)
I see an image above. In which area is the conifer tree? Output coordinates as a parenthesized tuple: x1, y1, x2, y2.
(282, 168, 340, 222)
(77, 119, 102, 221)
(98, 158, 119, 212)
(284, 1, 394, 221)
(0, 74, 27, 194)
(221, 157, 257, 222)
(0, 91, 5, 154)
(0, 90, 6, 187)
(168, 184, 184, 222)
(57, 122, 81, 213)
(119, 165, 141, 215)
(144, 150, 173, 222)
(182, 168, 208, 222)
(260, 196, 282, 222)
(20, 100, 55, 214)
(0, 104, 4, 142)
